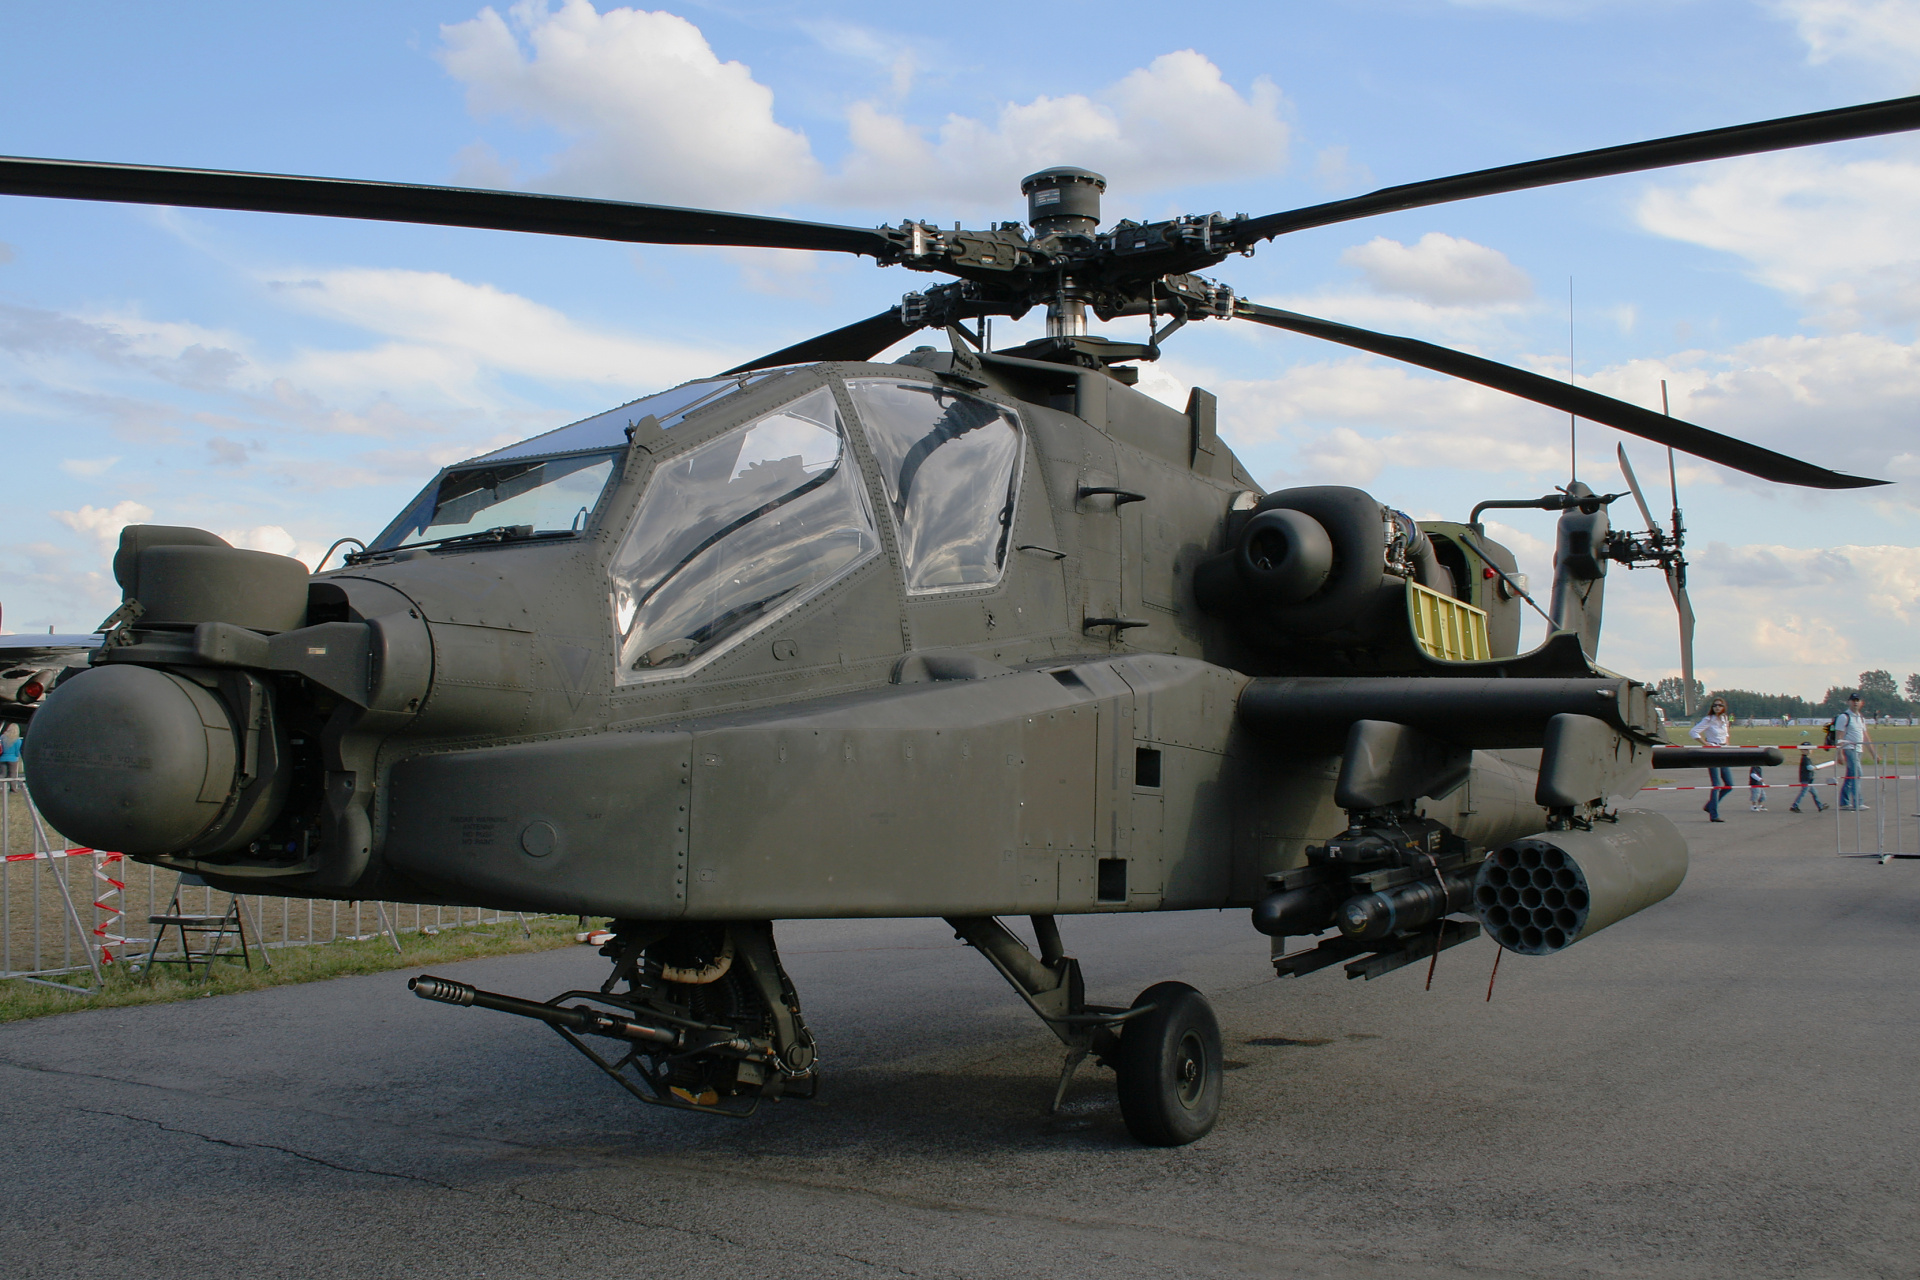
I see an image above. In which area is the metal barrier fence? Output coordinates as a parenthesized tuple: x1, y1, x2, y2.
(2, 777, 543, 994)
(1834, 742, 1918, 862)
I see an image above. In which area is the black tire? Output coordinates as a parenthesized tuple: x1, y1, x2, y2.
(1114, 981, 1222, 1146)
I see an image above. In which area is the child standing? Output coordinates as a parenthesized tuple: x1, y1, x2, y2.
(1749, 763, 1768, 811)
(1789, 741, 1828, 812)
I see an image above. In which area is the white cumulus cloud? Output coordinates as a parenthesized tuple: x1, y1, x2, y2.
(833, 50, 1289, 208)
(1637, 151, 1920, 325)
(440, 1, 819, 208)
(1772, 0, 1920, 77)
(438, 5, 1288, 212)
(1341, 233, 1534, 306)
(265, 267, 737, 393)
(220, 524, 332, 570)
(1678, 541, 1920, 689)
(52, 500, 154, 553)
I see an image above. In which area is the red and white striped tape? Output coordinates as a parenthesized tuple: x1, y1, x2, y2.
(1640, 775, 1913, 791)
(1, 846, 133, 962)
(3, 844, 104, 862)
(91, 851, 127, 961)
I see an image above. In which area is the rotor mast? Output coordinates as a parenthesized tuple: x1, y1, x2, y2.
(1021, 167, 1106, 338)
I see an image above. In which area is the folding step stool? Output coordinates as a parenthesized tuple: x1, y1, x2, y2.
(146, 873, 262, 974)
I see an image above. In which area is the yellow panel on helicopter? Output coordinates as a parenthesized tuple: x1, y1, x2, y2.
(1407, 580, 1491, 663)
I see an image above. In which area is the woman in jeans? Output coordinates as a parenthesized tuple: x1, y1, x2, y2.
(1690, 697, 1735, 822)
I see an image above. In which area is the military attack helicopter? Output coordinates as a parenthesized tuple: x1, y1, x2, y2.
(6, 92, 1903, 1146)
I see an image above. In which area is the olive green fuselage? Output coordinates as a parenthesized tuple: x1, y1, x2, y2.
(308, 356, 1549, 918)
(45, 352, 1565, 917)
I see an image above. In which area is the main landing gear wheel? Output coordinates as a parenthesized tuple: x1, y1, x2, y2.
(1113, 981, 1222, 1146)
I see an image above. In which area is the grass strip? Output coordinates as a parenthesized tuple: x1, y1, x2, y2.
(0, 915, 583, 1023)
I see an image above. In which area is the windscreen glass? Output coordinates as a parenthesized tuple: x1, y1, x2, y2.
(468, 371, 788, 466)
(846, 379, 1023, 593)
(373, 450, 619, 551)
(611, 386, 878, 680)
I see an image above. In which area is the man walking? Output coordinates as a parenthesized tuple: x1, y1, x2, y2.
(1835, 692, 1875, 811)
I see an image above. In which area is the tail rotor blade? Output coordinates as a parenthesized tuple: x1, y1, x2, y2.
(1616, 443, 1659, 533)
(1666, 446, 1686, 548)
(1669, 566, 1698, 719)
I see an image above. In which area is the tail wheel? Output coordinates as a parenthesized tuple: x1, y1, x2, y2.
(1113, 981, 1222, 1146)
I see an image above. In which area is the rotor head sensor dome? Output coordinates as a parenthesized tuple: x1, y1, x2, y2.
(1021, 167, 1106, 237)
(113, 525, 311, 633)
(24, 664, 240, 854)
(135, 544, 310, 632)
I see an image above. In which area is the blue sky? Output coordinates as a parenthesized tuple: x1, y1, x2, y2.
(1, 0, 1915, 696)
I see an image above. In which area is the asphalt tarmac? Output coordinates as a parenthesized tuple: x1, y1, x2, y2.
(2, 788, 1915, 1279)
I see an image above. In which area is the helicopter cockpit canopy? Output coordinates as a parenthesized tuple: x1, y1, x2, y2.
(372, 448, 621, 552)
(612, 384, 880, 679)
(364, 365, 1032, 683)
(367, 371, 790, 554)
(607, 374, 1027, 680)
(848, 379, 1023, 595)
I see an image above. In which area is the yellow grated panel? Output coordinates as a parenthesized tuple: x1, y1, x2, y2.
(1407, 580, 1492, 663)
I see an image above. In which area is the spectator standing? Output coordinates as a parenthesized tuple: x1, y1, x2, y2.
(1789, 741, 1827, 812)
(1749, 763, 1767, 811)
(1690, 697, 1735, 822)
(1835, 692, 1875, 810)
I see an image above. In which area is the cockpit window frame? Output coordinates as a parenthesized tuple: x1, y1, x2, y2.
(843, 377, 1028, 598)
(607, 377, 883, 686)
(365, 447, 624, 556)
(359, 369, 813, 563)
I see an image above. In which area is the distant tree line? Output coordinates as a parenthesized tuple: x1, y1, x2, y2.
(1653, 671, 1920, 720)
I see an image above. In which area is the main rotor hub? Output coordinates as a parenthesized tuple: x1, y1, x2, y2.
(1021, 166, 1106, 238)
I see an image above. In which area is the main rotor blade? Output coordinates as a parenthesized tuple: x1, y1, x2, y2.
(1232, 94, 1920, 244)
(0, 156, 895, 257)
(1235, 301, 1887, 490)
(723, 307, 925, 375)
(1616, 443, 1660, 533)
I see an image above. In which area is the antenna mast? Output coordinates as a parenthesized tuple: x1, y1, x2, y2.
(1567, 277, 1577, 485)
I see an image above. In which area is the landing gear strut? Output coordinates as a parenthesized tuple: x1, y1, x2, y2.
(413, 915, 1221, 1143)
(945, 915, 1223, 1146)
(412, 919, 816, 1117)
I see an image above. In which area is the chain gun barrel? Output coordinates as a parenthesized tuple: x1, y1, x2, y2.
(409, 974, 680, 1047)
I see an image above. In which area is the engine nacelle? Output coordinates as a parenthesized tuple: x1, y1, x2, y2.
(1473, 809, 1687, 955)
(1194, 486, 1458, 657)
